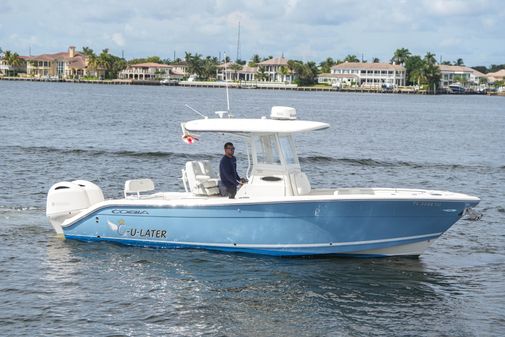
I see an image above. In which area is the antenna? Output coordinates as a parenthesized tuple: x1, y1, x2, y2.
(236, 21, 241, 62)
(184, 104, 208, 119)
(224, 53, 230, 113)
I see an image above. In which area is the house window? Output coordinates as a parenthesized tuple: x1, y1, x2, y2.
(57, 61, 64, 76)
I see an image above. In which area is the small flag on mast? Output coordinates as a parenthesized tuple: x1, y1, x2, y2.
(182, 133, 199, 144)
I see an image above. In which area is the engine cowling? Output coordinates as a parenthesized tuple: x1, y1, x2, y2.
(46, 180, 104, 235)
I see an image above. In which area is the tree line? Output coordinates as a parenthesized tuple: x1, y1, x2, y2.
(1, 46, 504, 86)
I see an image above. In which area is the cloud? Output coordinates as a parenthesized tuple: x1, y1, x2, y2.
(111, 33, 126, 47)
(0, 0, 503, 66)
(422, 0, 497, 17)
(439, 37, 464, 48)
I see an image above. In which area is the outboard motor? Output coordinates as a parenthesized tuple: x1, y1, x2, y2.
(46, 180, 104, 235)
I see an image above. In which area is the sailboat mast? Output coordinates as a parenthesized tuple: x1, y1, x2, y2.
(236, 21, 241, 62)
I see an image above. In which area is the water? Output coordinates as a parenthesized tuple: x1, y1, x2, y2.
(1, 81, 504, 336)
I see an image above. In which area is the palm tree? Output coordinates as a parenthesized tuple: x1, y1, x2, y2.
(94, 49, 124, 79)
(185, 52, 204, 79)
(82, 47, 94, 57)
(82, 47, 98, 78)
(454, 58, 465, 66)
(452, 75, 468, 86)
(97, 49, 114, 79)
(422, 52, 441, 93)
(424, 52, 437, 66)
(202, 58, 217, 80)
(277, 65, 290, 83)
(391, 48, 411, 65)
(319, 57, 335, 73)
(289, 61, 318, 86)
(409, 67, 426, 87)
(343, 54, 359, 63)
(256, 65, 267, 81)
(228, 63, 243, 81)
(249, 54, 261, 67)
(404, 55, 424, 85)
(2, 50, 23, 76)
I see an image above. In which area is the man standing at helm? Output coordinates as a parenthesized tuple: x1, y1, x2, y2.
(219, 142, 246, 198)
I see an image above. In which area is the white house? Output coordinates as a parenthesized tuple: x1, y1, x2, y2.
(170, 62, 189, 77)
(485, 69, 505, 83)
(328, 62, 406, 87)
(118, 62, 172, 80)
(216, 62, 257, 81)
(439, 65, 485, 87)
(257, 57, 294, 83)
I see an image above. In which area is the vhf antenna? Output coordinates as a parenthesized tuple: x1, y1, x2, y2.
(224, 52, 230, 113)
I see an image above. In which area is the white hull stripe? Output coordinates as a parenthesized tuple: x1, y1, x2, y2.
(71, 232, 442, 249)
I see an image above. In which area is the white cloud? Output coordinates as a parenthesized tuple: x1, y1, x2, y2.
(440, 37, 464, 48)
(111, 33, 126, 47)
(423, 0, 469, 16)
(0, 0, 503, 65)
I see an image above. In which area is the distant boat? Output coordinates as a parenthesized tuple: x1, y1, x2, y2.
(449, 83, 466, 94)
(160, 78, 178, 85)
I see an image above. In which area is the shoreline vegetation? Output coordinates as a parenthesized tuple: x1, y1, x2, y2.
(1, 76, 504, 96)
(1, 46, 504, 96)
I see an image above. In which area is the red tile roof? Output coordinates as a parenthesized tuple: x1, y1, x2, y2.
(486, 69, 505, 78)
(258, 57, 289, 66)
(439, 65, 486, 77)
(24, 51, 84, 62)
(129, 62, 171, 68)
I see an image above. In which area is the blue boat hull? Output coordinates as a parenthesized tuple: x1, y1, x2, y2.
(61, 199, 477, 257)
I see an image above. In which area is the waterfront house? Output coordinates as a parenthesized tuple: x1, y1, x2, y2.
(216, 62, 257, 81)
(439, 65, 485, 87)
(23, 46, 98, 79)
(257, 57, 294, 83)
(170, 62, 189, 77)
(328, 62, 406, 87)
(0, 54, 26, 76)
(118, 62, 173, 80)
(485, 69, 505, 83)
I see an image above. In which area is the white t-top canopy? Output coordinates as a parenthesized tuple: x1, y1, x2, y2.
(183, 118, 330, 134)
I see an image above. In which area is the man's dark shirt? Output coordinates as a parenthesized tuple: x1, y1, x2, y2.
(220, 155, 240, 187)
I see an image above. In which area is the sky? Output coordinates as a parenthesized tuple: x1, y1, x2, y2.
(0, 0, 503, 67)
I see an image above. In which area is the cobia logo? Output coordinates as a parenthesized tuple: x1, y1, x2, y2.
(111, 209, 149, 215)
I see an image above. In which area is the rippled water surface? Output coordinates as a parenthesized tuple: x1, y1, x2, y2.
(1, 81, 504, 336)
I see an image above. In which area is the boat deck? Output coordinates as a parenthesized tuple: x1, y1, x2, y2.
(116, 188, 478, 204)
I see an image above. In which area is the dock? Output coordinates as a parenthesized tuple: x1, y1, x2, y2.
(0, 76, 494, 95)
